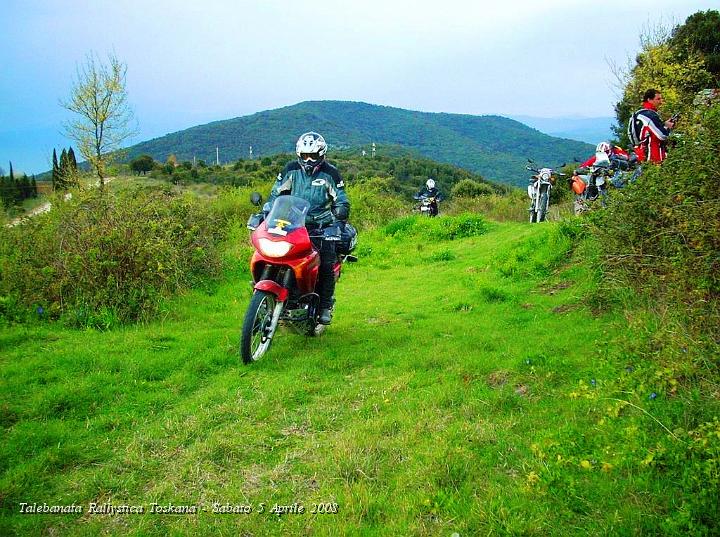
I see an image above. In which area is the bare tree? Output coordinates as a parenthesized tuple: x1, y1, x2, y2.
(61, 52, 136, 189)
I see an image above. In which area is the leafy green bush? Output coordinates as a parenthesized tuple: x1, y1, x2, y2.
(590, 103, 720, 334)
(451, 179, 494, 198)
(0, 189, 227, 326)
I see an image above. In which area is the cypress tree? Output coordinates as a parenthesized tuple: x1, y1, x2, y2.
(20, 175, 31, 201)
(9, 162, 21, 205)
(68, 147, 77, 171)
(57, 148, 69, 190)
(31, 175, 38, 198)
(0, 175, 8, 208)
(67, 147, 79, 186)
(52, 149, 59, 190)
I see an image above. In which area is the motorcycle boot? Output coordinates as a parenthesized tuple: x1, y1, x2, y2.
(319, 308, 333, 325)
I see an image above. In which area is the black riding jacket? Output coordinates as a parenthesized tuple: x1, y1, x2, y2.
(267, 160, 350, 227)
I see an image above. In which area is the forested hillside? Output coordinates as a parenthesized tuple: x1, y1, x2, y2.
(124, 101, 592, 186)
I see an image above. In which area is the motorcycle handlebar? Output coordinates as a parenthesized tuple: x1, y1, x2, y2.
(308, 223, 343, 241)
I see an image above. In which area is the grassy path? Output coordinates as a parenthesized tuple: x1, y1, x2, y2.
(0, 220, 694, 535)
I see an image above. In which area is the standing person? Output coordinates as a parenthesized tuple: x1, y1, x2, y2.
(266, 132, 350, 325)
(630, 89, 677, 163)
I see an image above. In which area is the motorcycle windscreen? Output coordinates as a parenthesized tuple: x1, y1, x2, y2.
(266, 196, 310, 236)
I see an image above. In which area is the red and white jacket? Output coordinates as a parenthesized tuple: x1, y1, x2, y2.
(633, 102, 671, 163)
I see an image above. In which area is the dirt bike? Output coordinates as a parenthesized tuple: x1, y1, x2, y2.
(526, 160, 565, 223)
(412, 195, 439, 217)
(576, 153, 633, 212)
(240, 194, 357, 364)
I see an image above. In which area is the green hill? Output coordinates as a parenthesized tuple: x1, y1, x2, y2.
(125, 101, 592, 186)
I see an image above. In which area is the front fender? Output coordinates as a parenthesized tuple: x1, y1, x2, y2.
(254, 280, 289, 302)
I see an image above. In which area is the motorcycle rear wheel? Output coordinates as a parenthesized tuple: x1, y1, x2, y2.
(240, 290, 278, 364)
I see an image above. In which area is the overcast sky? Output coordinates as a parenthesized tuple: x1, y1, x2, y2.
(1, 0, 715, 174)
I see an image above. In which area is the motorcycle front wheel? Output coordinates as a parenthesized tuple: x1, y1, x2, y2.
(538, 191, 549, 222)
(240, 290, 279, 364)
(529, 204, 538, 223)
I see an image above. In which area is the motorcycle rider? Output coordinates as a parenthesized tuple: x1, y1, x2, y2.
(414, 179, 443, 216)
(265, 132, 350, 325)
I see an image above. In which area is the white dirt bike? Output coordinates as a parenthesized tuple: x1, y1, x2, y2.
(526, 160, 565, 223)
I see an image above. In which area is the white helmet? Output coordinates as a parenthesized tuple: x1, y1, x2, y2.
(596, 141, 612, 155)
(426, 179, 436, 189)
(296, 132, 327, 174)
(296, 132, 327, 158)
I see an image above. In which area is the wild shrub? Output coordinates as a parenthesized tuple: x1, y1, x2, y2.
(451, 179, 494, 198)
(427, 249, 456, 263)
(589, 103, 720, 335)
(580, 103, 720, 532)
(0, 189, 227, 326)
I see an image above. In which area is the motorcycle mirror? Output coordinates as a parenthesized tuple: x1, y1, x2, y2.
(250, 192, 263, 206)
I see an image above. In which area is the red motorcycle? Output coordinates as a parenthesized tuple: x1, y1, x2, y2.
(240, 195, 357, 363)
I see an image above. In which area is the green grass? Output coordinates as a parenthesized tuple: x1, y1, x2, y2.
(1, 218, 717, 536)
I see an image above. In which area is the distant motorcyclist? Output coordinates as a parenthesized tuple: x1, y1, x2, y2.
(414, 179, 443, 216)
(266, 132, 350, 325)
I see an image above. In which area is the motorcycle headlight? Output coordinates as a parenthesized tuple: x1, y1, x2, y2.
(540, 171, 551, 180)
(257, 238, 292, 258)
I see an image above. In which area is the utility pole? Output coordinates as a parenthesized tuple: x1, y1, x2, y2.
(372, 143, 376, 159)
(216, 147, 219, 166)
